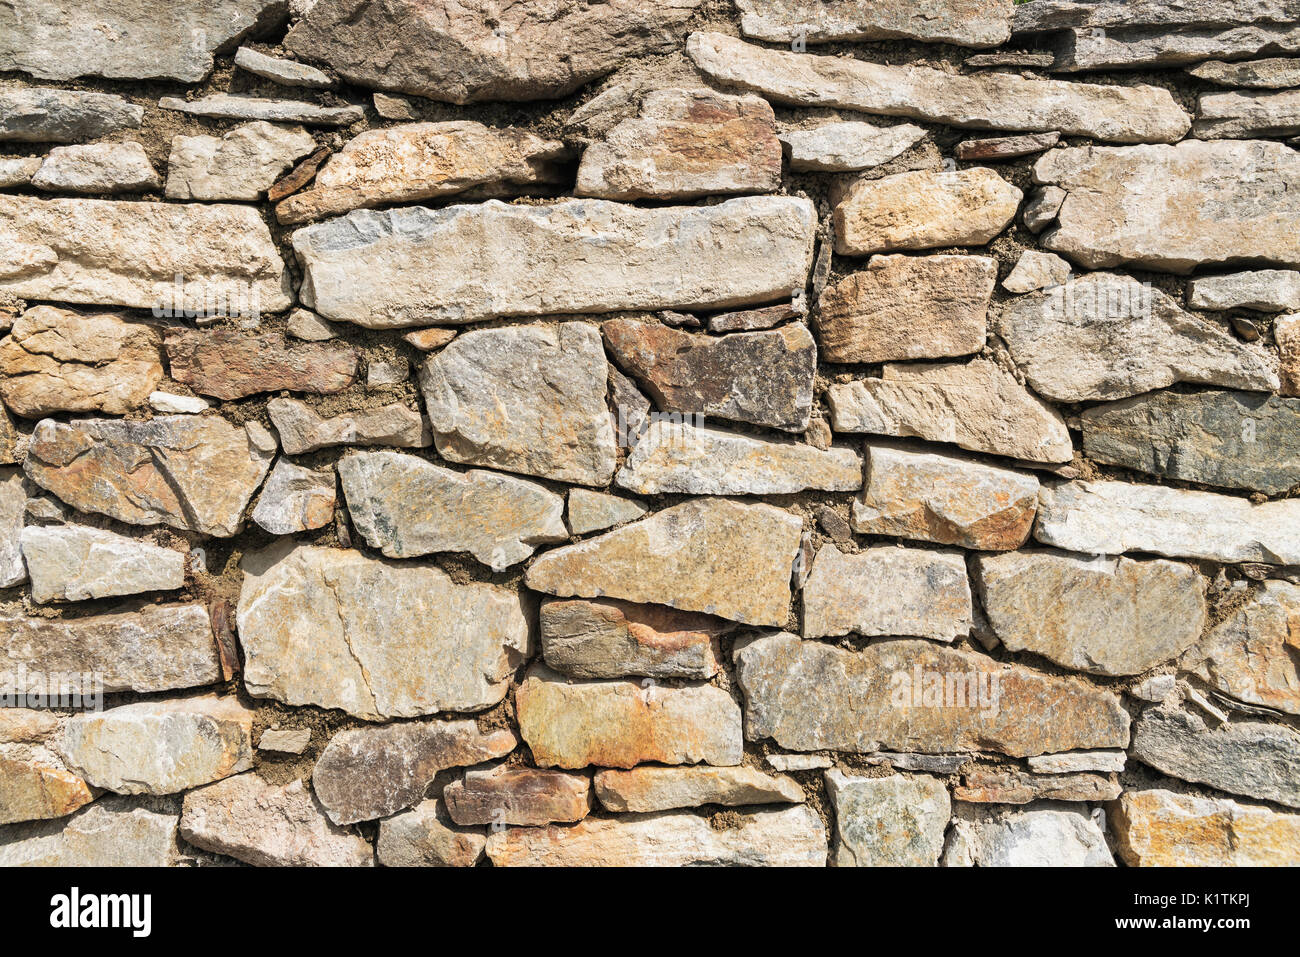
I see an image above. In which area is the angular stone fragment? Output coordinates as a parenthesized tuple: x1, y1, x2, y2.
(516, 666, 742, 770)
(1034, 141, 1300, 273)
(312, 719, 517, 825)
(1023, 185, 1065, 233)
(285, 0, 702, 104)
(826, 359, 1073, 463)
(1111, 789, 1300, 867)
(258, 729, 311, 754)
(954, 767, 1119, 804)
(0, 798, 182, 867)
(31, 142, 158, 194)
(1029, 750, 1127, 774)
(802, 545, 972, 642)
(1035, 480, 1300, 565)
(955, 131, 1060, 162)
(403, 328, 456, 351)
(0, 755, 94, 825)
(148, 392, 207, 414)
(267, 145, 330, 203)
(24, 416, 274, 537)
(164, 329, 357, 401)
(339, 451, 565, 569)
(825, 771, 950, 867)
(816, 254, 994, 362)
(0, 710, 60, 745)
(421, 323, 616, 486)
(444, 764, 591, 827)
(19, 525, 184, 604)
(1194, 89, 1300, 139)
(165, 122, 317, 202)
(1081, 390, 1300, 495)
(372, 93, 418, 121)
(688, 33, 1189, 143)
(1180, 581, 1300, 716)
(181, 774, 372, 867)
(567, 489, 646, 536)
(526, 499, 802, 627)
(0, 156, 41, 188)
(276, 122, 568, 224)
(1189, 57, 1300, 88)
(1131, 705, 1300, 808)
(0, 469, 26, 588)
(779, 121, 927, 173)
(287, 308, 336, 342)
(0, 306, 162, 417)
(1190, 269, 1300, 312)
(1281, 314, 1300, 397)
(159, 95, 363, 127)
(851, 443, 1038, 550)
(737, 0, 1014, 47)
(486, 805, 826, 867)
(995, 275, 1278, 402)
(1002, 250, 1071, 294)
(834, 167, 1021, 256)
(234, 47, 334, 89)
(59, 695, 253, 795)
(294, 196, 815, 327)
(735, 632, 1130, 757)
(267, 397, 428, 455)
(252, 460, 336, 535)
(595, 766, 803, 813)
(0, 89, 143, 143)
(943, 803, 1113, 866)
(376, 799, 486, 867)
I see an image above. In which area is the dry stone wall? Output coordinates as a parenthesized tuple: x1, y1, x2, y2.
(1, 0, 1299, 867)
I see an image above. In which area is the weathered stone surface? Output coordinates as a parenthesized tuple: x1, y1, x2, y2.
(252, 460, 336, 535)
(834, 167, 1021, 256)
(402, 327, 457, 352)
(267, 144, 330, 203)
(1190, 269, 1300, 312)
(165, 122, 317, 202)
(604, 320, 816, 432)
(165, 329, 357, 401)
(286, 0, 701, 104)
(1180, 581, 1300, 716)
(966, 51, 1057, 67)
(287, 308, 337, 342)
(31, 142, 158, 194)
(19, 525, 184, 604)
(238, 543, 530, 720)
(0, 798, 182, 867)
(276, 122, 568, 224)
(257, 728, 311, 754)
(1023, 185, 1066, 233)
(567, 489, 646, 536)
(1029, 750, 1127, 774)
(444, 764, 591, 826)
(59, 695, 253, 795)
(688, 33, 1189, 144)
(595, 766, 803, 813)
(1281, 314, 1300, 397)
(1035, 480, 1300, 565)
(576, 89, 780, 201)
(825, 771, 950, 866)
(148, 392, 208, 414)
(294, 196, 815, 327)
(339, 451, 565, 569)
(516, 666, 742, 770)
(779, 121, 927, 173)
(159, 95, 363, 127)
(376, 799, 486, 867)
(526, 499, 802, 627)
(1131, 704, 1300, 808)
(421, 323, 616, 486)
(851, 443, 1038, 550)
(486, 805, 827, 867)
(996, 275, 1278, 402)
(181, 774, 372, 867)
(1052, 23, 1300, 73)
(0, 754, 93, 826)
(0, 710, 59, 745)
(826, 359, 1073, 463)
(616, 422, 862, 496)
(24, 416, 274, 538)
(1189, 57, 1300, 88)
(0, 156, 40, 187)
(0, 89, 143, 143)
(1002, 250, 1071, 294)
(372, 93, 418, 120)
(803, 545, 972, 642)
(735, 632, 1130, 757)
(955, 131, 1060, 162)
(1111, 789, 1300, 867)
(312, 719, 516, 825)
(943, 803, 1113, 866)
(0, 1, 284, 82)
(1194, 89, 1300, 139)
(955, 768, 1119, 804)
(816, 254, 995, 362)
(0, 468, 27, 588)
(267, 397, 428, 455)
(0, 603, 221, 695)
(737, 0, 1014, 46)
(0, 306, 162, 417)
(1033, 141, 1300, 273)
(1013, 0, 1299, 32)
(234, 47, 334, 89)
(1082, 390, 1300, 495)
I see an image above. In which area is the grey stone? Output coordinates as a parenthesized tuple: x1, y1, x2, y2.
(1194, 88, 1300, 139)
(567, 489, 646, 536)
(779, 121, 928, 172)
(0, 157, 41, 187)
(825, 770, 950, 866)
(943, 803, 1113, 866)
(165, 122, 317, 201)
(234, 47, 334, 89)
(0, 89, 143, 142)
(594, 765, 803, 812)
(0, 469, 25, 588)
(1023, 185, 1066, 232)
(19, 525, 185, 604)
(31, 142, 158, 194)
(376, 799, 486, 867)
(1188, 57, 1300, 88)
(159, 95, 363, 127)
(286, 308, 336, 342)
(1028, 751, 1127, 774)
(1002, 250, 1071, 294)
(267, 397, 428, 455)
(1189, 269, 1300, 312)
(0, 798, 183, 867)
(257, 729, 311, 754)
(252, 460, 336, 535)
(1052, 23, 1300, 73)
(737, 0, 1015, 47)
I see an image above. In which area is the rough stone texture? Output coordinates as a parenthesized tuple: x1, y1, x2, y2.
(1050, 24, 1300, 73)
(0, 754, 94, 826)
(956, 131, 1061, 162)
(955, 768, 1120, 804)
(1111, 789, 1300, 867)
(165, 329, 357, 400)
(1033, 141, 1300, 273)
(0, 157, 41, 188)
(181, 774, 373, 867)
(159, 95, 363, 127)
(1002, 250, 1071, 294)
(0, 469, 26, 588)
(31, 142, 159, 194)
(851, 444, 1038, 550)
(779, 121, 927, 173)
(166, 122, 317, 201)
(825, 771, 950, 866)
(975, 551, 1206, 677)
(257, 729, 311, 755)
(313, 719, 517, 825)
(567, 489, 647, 536)
(1035, 480, 1300, 565)
(526, 499, 802, 628)
(943, 804, 1113, 866)
(294, 196, 815, 327)
(376, 799, 486, 867)
(234, 47, 334, 89)
(252, 460, 336, 535)
(803, 545, 973, 642)
(516, 666, 743, 770)
(237, 543, 531, 720)
(1281, 314, 1300, 397)
(148, 392, 208, 414)
(24, 416, 275, 538)
(735, 632, 1130, 757)
(486, 805, 827, 867)
(0, 798, 183, 867)
(737, 0, 1014, 47)
(826, 359, 1073, 463)
(267, 397, 428, 454)
(20, 525, 185, 604)
(1189, 269, 1300, 312)
(0, 89, 143, 143)
(1081, 390, 1300, 495)
(595, 766, 803, 813)
(815, 254, 995, 363)
(1188, 57, 1300, 89)
(443, 764, 592, 826)
(1023, 185, 1066, 233)
(1194, 89, 1300, 139)
(1028, 751, 1126, 774)
(338, 450, 566, 569)
(287, 309, 337, 342)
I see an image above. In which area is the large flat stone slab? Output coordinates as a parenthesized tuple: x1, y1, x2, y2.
(19, 525, 184, 604)
(1111, 789, 1300, 867)
(0, 89, 143, 143)
(737, 0, 1015, 47)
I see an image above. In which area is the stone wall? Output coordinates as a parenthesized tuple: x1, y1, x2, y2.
(1, 0, 1299, 867)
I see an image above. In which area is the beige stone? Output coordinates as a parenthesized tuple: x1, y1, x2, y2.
(736, 0, 1014, 47)
(825, 771, 950, 866)
(19, 525, 185, 604)
(165, 121, 317, 201)
(267, 397, 429, 455)
(567, 489, 647, 536)
(1110, 789, 1300, 867)
(594, 765, 803, 813)
(376, 799, 486, 867)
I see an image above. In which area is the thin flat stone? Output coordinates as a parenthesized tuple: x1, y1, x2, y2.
(1028, 750, 1128, 774)
(31, 143, 159, 194)
(955, 131, 1061, 162)
(0, 89, 143, 143)
(1188, 57, 1300, 88)
(19, 525, 184, 604)
(251, 459, 336, 535)
(267, 397, 428, 455)
(736, 0, 1015, 47)
(443, 764, 592, 827)
(1194, 89, 1300, 139)
(159, 95, 363, 127)
(1051, 23, 1300, 73)
(825, 771, 950, 866)
(148, 392, 207, 414)
(707, 301, 804, 333)
(257, 729, 311, 754)
(779, 121, 927, 173)
(165, 122, 317, 201)
(594, 766, 803, 812)
(234, 47, 335, 89)
(164, 329, 357, 400)
(0, 469, 26, 587)
(1189, 269, 1300, 312)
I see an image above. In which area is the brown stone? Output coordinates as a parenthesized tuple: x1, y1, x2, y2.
(376, 799, 486, 867)
(1277, 314, 1300, 397)
(954, 767, 1120, 804)
(267, 397, 428, 455)
(1110, 789, 1300, 867)
(708, 301, 804, 333)
(443, 764, 592, 826)
(402, 328, 457, 351)
(266, 145, 330, 203)
(0, 755, 95, 825)
(955, 131, 1060, 161)
(593, 765, 804, 812)
(164, 329, 357, 400)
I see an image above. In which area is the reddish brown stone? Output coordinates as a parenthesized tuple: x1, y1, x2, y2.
(442, 763, 592, 826)
(954, 767, 1120, 804)
(267, 145, 330, 203)
(165, 329, 357, 400)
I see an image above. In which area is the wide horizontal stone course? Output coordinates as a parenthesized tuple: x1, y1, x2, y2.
(1189, 269, 1300, 312)
(293, 196, 815, 327)
(0, 754, 94, 826)
(825, 771, 950, 866)
(0, 89, 143, 143)
(267, 397, 428, 454)
(1050, 23, 1300, 73)
(943, 803, 1113, 866)
(19, 525, 184, 604)
(165, 122, 318, 202)
(1193, 89, 1300, 139)
(0, 798, 184, 867)
(164, 329, 357, 400)
(443, 764, 592, 827)
(159, 95, 363, 127)
(594, 765, 803, 813)
(1012, 0, 1298, 32)
(1189, 57, 1300, 88)
(954, 767, 1119, 804)
(779, 121, 927, 173)
(1110, 789, 1300, 867)
(736, 0, 1015, 47)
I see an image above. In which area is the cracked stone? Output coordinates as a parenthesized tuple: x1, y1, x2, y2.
(165, 121, 317, 202)
(825, 770, 950, 866)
